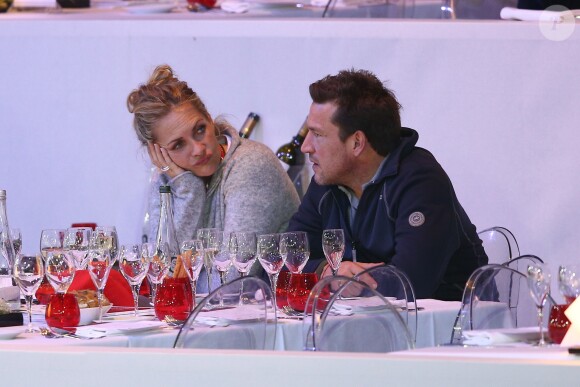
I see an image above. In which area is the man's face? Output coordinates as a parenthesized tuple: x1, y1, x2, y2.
(302, 102, 353, 187)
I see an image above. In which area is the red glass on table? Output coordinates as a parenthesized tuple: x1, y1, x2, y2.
(549, 303, 572, 344)
(45, 293, 80, 332)
(276, 271, 292, 309)
(35, 278, 55, 305)
(287, 273, 319, 313)
(154, 277, 192, 322)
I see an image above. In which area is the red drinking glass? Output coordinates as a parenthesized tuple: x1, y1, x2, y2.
(276, 271, 292, 309)
(35, 277, 55, 305)
(287, 273, 318, 312)
(548, 303, 572, 344)
(154, 277, 192, 322)
(45, 293, 80, 332)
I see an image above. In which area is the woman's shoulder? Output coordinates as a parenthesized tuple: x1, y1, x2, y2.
(231, 139, 279, 164)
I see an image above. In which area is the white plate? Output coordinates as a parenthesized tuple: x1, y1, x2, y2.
(125, 3, 175, 13)
(0, 326, 23, 340)
(79, 304, 112, 325)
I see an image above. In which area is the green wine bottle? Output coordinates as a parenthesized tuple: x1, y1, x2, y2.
(238, 112, 260, 139)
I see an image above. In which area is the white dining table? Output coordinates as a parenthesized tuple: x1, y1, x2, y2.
(0, 299, 506, 350)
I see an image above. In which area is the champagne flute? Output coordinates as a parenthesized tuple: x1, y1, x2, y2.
(322, 229, 345, 276)
(196, 228, 221, 293)
(558, 264, 580, 304)
(147, 242, 169, 306)
(63, 227, 91, 270)
(10, 228, 22, 256)
(40, 229, 65, 260)
(13, 253, 44, 332)
(280, 231, 310, 274)
(94, 226, 119, 266)
(257, 233, 286, 310)
(87, 247, 112, 323)
(45, 251, 76, 294)
(180, 239, 204, 310)
(527, 263, 551, 346)
(119, 244, 150, 316)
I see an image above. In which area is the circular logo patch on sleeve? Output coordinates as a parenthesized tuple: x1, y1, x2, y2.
(408, 212, 425, 227)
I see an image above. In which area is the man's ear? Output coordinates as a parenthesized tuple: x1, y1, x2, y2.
(351, 130, 367, 157)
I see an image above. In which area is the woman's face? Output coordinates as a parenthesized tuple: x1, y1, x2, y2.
(152, 103, 221, 177)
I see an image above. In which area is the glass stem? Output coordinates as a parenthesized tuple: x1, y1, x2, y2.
(97, 288, 104, 322)
(238, 271, 247, 305)
(25, 295, 33, 332)
(150, 282, 158, 307)
(538, 305, 545, 346)
(190, 279, 197, 311)
(206, 266, 212, 293)
(270, 272, 279, 311)
(132, 284, 140, 316)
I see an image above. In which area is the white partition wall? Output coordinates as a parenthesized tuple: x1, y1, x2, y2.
(0, 16, 578, 295)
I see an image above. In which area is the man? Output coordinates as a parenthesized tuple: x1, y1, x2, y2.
(288, 69, 487, 301)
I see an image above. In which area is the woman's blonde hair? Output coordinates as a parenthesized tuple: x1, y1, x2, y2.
(127, 64, 213, 145)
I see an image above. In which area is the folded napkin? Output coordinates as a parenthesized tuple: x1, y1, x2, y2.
(75, 320, 165, 338)
(220, 1, 250, 13)
(0, 286, 20, 302)
(194, 316, 230, 327)
(500, 6, 580, 22)
(462, 327, 540, 346)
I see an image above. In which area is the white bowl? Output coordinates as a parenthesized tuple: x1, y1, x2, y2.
(79, 304, 112, 325)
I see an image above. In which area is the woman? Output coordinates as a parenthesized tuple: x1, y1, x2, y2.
(127, 64, 300, 291)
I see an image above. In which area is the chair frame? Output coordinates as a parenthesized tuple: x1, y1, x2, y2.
(173, 275, 276, 350)
(304, 275, 414, 352)
(478, 226, 521, 263)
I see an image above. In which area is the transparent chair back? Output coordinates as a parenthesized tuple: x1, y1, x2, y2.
(322, 0, 416, 19)
(354, 264, 418, 344)
(478, 226, 520, 264)
(303, 275, 414, 353)
(173, 276, 276, 350)
(450, 263, 541, 345)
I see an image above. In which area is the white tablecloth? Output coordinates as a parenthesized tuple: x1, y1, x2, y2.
(0, 299, 506, 350)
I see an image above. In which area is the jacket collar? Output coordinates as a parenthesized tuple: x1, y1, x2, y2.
(373, 127, 418, 181)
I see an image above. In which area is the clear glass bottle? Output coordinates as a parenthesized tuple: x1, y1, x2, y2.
(154, 185, 180, 275)
(0, 189, 16, 287)
(238, 112, 260, 139)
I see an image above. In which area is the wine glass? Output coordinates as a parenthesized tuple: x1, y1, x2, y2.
(63, 227, 91, 270)
(180, 239, 204, 310)
(527, 263, 551, 346)
(40, 229, 65, 260)
(280, 231, 310, 274)
(45, 251, 76, 294)
(196, 228, 221, 293)
(230, 232, 258, 278)
(322, 229, 345, 276)
(119, 244, 150, 316)
(213, 232, 231, 286)
(87, 247, 113, 323)
(558, 264, 580, 304)
(147, 242, 169, 306)
(13, 253, 44, 332)
(257, 233, 286, 310)
(93, 226, 119, 266)
(10, 228, 22, 256)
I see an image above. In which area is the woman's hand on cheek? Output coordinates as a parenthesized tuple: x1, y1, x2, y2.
(147, 142, 185, 178)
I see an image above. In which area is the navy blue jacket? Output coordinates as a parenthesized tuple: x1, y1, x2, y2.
(288, 128, 487, 301)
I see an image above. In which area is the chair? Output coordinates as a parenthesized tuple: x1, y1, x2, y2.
(173, 276, 276, 350)
(303, 275, 414, 353)
(478, 226, 520, 264)
(353, 264, 418, 344)
(449, 260, 550, 345)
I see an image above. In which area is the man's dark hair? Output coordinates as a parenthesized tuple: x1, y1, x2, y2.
(309, 69, 401, 156)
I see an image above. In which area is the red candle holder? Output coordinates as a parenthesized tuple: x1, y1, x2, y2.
(45, 293, 80, 332)
(548, 303, 572, 344)
(154, 277, 192, 322)
(287, 273, 319, 313)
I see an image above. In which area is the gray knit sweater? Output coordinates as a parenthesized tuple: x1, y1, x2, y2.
(148, 126, 301, 292)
